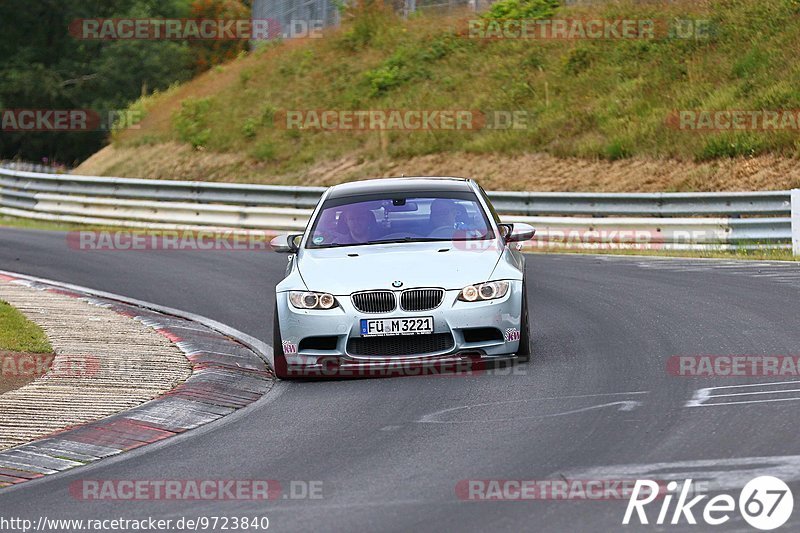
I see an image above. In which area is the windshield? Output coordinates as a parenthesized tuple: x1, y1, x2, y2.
(306, 192, 494, 248)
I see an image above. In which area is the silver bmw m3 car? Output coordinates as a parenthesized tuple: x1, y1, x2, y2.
(269, 177, 535, 379)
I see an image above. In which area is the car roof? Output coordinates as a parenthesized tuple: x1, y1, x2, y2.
(326, 177, 474, 199)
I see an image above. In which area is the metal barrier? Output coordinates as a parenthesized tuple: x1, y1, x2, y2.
(1, 166, 798, 254)
(0, 161, 70, 174)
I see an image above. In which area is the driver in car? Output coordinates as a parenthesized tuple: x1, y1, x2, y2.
(311, 204, 377, 245)
(341, 206, 377, 243)
(428, 199, 458, 236)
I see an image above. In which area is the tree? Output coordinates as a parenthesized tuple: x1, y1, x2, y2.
(0, 0, 196, 164)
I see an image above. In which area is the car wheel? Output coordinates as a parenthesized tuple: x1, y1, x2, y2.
(272, 303, 291, 380)
(516, 284, 532, 363)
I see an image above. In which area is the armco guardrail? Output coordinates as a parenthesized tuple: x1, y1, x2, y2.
(489, 190, 792, 217)
(1, 166, 798, 254)
(0, 160, 71, 175)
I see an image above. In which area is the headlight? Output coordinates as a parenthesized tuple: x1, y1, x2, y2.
(458, 281, 509, 302)
(289, 291, 338, 309)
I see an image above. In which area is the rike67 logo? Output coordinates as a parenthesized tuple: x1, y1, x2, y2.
(624, 476, 794, 530)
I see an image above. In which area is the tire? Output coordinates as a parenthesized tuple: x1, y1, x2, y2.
(272, 303, 291, 380)
(516, 284, 532, 363)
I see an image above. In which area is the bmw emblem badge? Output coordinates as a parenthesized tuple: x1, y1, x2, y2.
(392, 281, 403, 288)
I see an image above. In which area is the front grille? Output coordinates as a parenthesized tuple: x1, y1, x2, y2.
(347, 333, 454, 357)
(400, 288, 445, 311)
(351, 291, 396, 313)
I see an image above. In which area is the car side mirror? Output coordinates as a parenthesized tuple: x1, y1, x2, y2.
(270, 234, 302, 253)
(500, 223, 535, 243)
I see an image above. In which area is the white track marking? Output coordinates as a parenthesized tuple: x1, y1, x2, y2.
(698, 379, 800, 390)
(689, 397, 800, 407)
(686, 387, 712, 407)
(712, 388, 800, 398)
(686, 380, 800, 407)
(417, 393, 648, 424)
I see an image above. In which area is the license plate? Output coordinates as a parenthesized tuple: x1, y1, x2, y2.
(360, 317, 433, 337)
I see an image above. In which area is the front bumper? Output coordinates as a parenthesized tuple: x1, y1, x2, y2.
(275, 282, 524, 377)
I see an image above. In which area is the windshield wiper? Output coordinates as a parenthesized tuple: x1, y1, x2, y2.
(312, 237, 447, 248)
(311, 242, 354, 249)
(363, 237, 444, 245)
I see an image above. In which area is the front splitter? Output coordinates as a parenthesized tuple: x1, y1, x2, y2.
(282, 352, 520, 379)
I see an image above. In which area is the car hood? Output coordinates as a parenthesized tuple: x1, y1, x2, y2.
(297, 241, 503, 294)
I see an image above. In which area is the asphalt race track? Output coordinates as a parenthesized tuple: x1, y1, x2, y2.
(1, 227, 800, 531)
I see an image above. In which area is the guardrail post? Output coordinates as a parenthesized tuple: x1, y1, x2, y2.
(793, 189, 800, 256)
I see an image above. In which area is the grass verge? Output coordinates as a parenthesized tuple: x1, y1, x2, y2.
(0, 298, 54, 394)
(0, 215, 120, 232)
(0, 301, 52, 354)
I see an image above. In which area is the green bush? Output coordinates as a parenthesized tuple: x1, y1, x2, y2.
(604, 139, 632, 161)
(261, 104, 277, 126)
(241, 117, 258, 139)
(562, 46, 593, 75)
(420, 34, 461, 61)
(239, 69, 252, 85)
(173, 97, 213, 149)
(337, 0, 397, 50)
(731, 47, 769, 79)
(697, 134, 768, 160)
(364, 64, 408, 96)
(484, 0, 559, 20)
(363, 45, 438, 96)
(251, 141, 277, 161)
